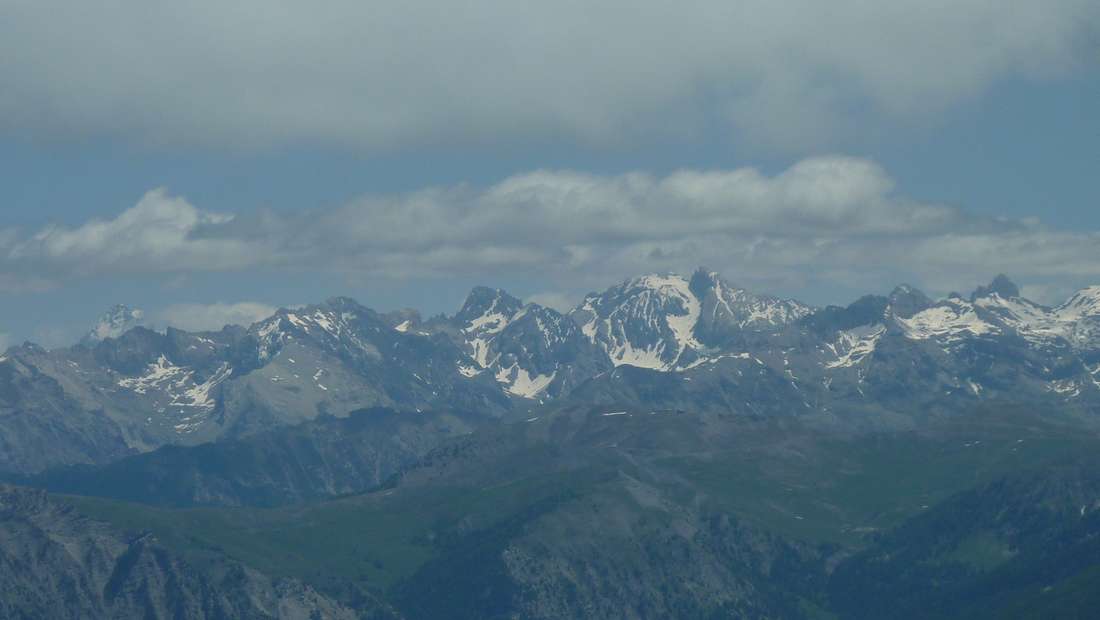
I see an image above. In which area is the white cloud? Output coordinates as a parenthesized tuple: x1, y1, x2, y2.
(4, 189, 256, 278)
(0, 1, 1095, 152)
(525, 292, 577, 313)
(2, 155, 1099, 302)
(154, 302, 277, 332)
(0, 332, 10, 352)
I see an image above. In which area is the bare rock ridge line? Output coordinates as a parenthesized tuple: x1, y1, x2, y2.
(1, 269, 1099, 475)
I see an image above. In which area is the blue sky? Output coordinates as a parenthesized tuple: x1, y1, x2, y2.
(1, 1, 1098, 348)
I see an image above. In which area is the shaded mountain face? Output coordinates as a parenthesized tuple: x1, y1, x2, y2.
(688, 268, 816, 347)
(28, 407, 490, 508)
(970, 273, 1021, 301)
(6, 275, 1100, 619)
(0, 353, 133, 474)
(48, 399, 1100, 619)
(229, 297, 512, 435)
(0, 484, 361, 619)
(0, 298, 515, 475)
(830, 462, 1100, 619)
(2, 272, 1100, 476)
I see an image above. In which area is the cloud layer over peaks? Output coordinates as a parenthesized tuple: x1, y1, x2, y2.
(153, 302, 278, 334)
(2, 156, 1098, 302)
(1, 1, 1097, 151)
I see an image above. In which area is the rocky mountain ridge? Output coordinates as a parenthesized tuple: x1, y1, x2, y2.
(0, 484, 359, 619)
(2, 270, 1099, 475)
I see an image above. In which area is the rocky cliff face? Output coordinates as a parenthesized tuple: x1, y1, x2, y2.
(4, 271, 1100, 477)
(0, 484, 359, 619)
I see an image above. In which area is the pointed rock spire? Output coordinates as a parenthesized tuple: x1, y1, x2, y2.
(971, 275, 1020, 301)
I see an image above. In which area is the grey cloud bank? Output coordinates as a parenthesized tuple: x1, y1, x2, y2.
(2, 156, 1098, 303)
(153, 302, 277, 333)
(1, 1, 1097, 152)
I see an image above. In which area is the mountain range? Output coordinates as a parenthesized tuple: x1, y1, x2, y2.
(2, 269, 1098, 476)
(3, 269, 1100, 618)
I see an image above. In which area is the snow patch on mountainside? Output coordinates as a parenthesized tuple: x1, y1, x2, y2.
(117, 356, 233, 433)
(608, 337, 670, 370)
(897, 300, 998, 342)
(580, 312, 599, 342)
(579, 274, 705, 370)
(710, 276, 813, 329)
(455, 288, 598, 398)
(1050, 287, 1100, 350)
(469, 337, 495, 368)
(117, 356, 232, 410)
(647, 275, 703, 360)
(576, 272, 818, 373)
(492, 363, 555, 398)
(1056, 286, 1100, 321)
(1050, 378, 1082, 399)
(827, 324, 886, 368)
(179, 363, 233, 409)
(968, 379, 983, 396)
(252, 305, 382, 365)
(117, 355, 185, 394)
(255, 317, 291, 362)
(466, 310, 512, 335)
(677, 352, 753, 371)
(506, 367, 556, 398)
(973, 294, 1063, 344)
(461, 293, 521, 369)
(964, 287, 1100, 349)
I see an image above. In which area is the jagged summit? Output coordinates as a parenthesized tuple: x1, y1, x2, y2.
(5, 269, 1100, 479)
(449, 283, 609, 400)
(455, 286, 524, 326)
(971, 274, 1020, 301)
(81, 304, 146, 345)
(887, 284, 932, 319)
(568, 270, 813, 370)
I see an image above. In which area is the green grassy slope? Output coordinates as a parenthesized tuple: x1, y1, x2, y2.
(58, 405, 1100, 618)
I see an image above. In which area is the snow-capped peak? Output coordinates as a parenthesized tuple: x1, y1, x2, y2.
(248, 299, 379, 364)
(636, 274, 703, 356)
(895, 278, 1098, 350)
(82, 304, 146, 344)
(1048, 286, 1100, 351)
(457, 287, 524, 329)
(452, 286, 610, 398)
(691, 269, 813, 332)
(896, 297, 999, 342)
(456, 287, 525, 368)
(569, 269, 814, 371)
(1055, 286, 1100, 321)
(569, 272, 704, 370)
